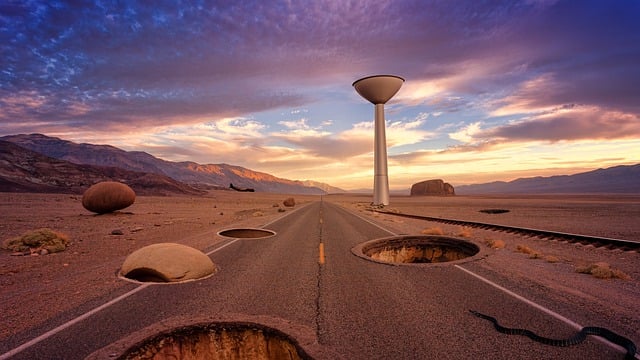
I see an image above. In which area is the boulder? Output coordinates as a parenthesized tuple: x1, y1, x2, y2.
(283, 197, 295, 207)
(410, 179, 455, 196)
(82, 181, 136, 214)
(120, 243, 216, 283)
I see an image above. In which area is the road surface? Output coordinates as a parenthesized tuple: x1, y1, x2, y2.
(1, 200, 630, 359)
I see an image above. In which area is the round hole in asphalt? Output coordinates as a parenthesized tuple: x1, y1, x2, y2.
(352, 235, 481, 265)
(479, 208, 510, 214)
(218, 228, 276, 239)
(116, 322, 313, 360)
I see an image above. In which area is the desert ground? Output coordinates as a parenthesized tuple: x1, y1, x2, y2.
(1, 191, 639, 349)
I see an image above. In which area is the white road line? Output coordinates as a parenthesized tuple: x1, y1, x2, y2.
(454, 265, 582, 329)
(338, 205, 397, 236)
(205, 238, 239, 255)
(0, 284, 150, 360)
(455, 264, 636, 358)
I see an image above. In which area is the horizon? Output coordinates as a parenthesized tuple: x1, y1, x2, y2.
(2, 1, 639, 190)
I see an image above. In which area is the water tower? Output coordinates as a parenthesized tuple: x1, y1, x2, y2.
(353, 75, 404, 206)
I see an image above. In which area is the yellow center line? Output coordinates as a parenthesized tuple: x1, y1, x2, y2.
(319, 243, 325, 265)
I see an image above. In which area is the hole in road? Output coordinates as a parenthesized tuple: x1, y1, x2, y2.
(119, 322, 313, 360)
(218, 228, 276, 239)
(479, 208, 510, 214)
(353, 235, 480, 265)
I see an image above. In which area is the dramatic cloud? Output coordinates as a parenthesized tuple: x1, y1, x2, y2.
(1, 0, 639, 189)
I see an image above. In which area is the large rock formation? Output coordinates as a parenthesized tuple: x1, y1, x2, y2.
(410, 179, 455, 196)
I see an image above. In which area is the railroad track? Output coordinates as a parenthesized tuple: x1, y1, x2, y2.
(372, 209, 640, 252)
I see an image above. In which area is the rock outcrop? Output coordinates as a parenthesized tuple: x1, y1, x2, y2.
(410, 179, 455, 196)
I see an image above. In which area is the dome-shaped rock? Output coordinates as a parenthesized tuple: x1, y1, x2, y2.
(82, 181, 136, 214)
(120, 243, 216, 283)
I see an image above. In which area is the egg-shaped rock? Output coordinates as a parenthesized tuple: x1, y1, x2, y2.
(82, 181, 136, 214)
(120, 243, 216, 283)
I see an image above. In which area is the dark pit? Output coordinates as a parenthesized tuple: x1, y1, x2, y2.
(118, 322, 312, 360)
(479, 208, 510, 214)
(353, 235, 480, 265)
(218, 228, 276, 239)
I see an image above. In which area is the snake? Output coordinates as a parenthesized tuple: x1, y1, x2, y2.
(469, 310, 637, 360)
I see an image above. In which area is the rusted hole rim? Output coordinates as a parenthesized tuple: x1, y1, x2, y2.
(116, 322, 313, 359)
(352, 235, 485, 266)
(218, 228, 276, 239)
(85, 315, 336, 360)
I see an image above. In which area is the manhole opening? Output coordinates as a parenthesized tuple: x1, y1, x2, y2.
(355, 235, 480, 265)
(119, 322, 313, 360)
(479, 208, 510, 214)
(218, 228, 276, 239)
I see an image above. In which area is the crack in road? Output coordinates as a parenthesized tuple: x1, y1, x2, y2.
(315, 197, 327, 345)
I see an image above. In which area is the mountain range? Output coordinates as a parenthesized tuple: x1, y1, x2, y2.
(1, 133, 344, 195)
(1, 133, 638, 195)
(0, 140, 205, 195)
(455, 164, 640, 194)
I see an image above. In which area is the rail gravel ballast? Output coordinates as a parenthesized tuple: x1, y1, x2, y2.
(373, 210, 640, 252)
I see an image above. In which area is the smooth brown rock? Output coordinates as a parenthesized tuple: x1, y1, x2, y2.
(82, 181, 136, 214)
(283, 197, 296, 207)
(120, 243, 216, 283)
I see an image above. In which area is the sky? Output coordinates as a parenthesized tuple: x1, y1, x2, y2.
(1, 0, 639, 190)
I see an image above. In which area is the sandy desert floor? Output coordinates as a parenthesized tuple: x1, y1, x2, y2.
(1, 191, 639, 349)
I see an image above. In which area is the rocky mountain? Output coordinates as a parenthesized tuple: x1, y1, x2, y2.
(300, 180, 345, 194)
(1, 133, 341, 194)
(0, 140, 205, 195)
(456, 164, 640, 194)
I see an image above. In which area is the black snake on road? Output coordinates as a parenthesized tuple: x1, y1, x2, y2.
(470, 310, 637, 359)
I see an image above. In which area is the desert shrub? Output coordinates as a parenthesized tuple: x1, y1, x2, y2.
(2, 228, 69, 253)
(421, 227, 444, 235)
(576, 262, 631, 280)
(457, 227, 473, 238)
(485, 239, 506, 249)
(516, 244, 542, 259)
(544, 255, 560, 263)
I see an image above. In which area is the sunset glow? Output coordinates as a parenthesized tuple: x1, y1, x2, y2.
(1, 1, 639, 190)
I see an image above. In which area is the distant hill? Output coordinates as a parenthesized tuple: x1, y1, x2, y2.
(0, 140, 205, 195)
(1, 133, 343, 194)
(456, 164, 640, 194)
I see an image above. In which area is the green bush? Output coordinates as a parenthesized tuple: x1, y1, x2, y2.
(2, 228, 69, 253)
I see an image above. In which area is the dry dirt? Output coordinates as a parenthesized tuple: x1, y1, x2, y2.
(1, 191, 639, 350)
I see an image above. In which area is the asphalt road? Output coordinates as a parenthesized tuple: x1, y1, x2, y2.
(1, 200, 630, 359)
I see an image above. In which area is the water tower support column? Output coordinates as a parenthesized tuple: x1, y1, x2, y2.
(374, 103, 389, 205)
(352, 74, 404, 206)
